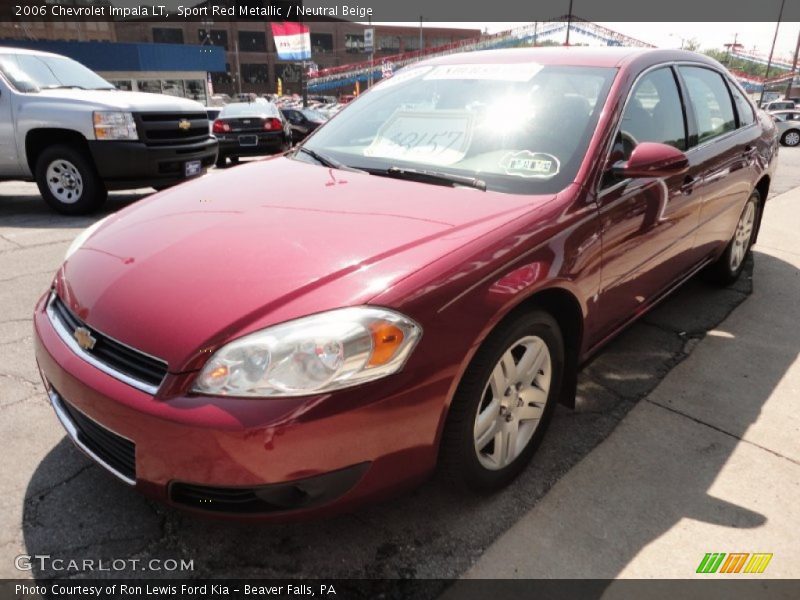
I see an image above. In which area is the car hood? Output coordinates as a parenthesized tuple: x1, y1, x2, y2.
(36, 89, 205, 112)
(56, 158, 549, 371)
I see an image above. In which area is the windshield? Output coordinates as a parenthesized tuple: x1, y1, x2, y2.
(301, 108, 327, 122)
(301, 63, 616, 194)
(220, 102, 279, 118)
(0, 53, 114, 92)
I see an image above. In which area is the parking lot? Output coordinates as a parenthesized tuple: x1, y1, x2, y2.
(1, 148, 799, 584)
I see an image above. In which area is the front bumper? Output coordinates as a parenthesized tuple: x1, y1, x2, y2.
(87, 138, 218, 190)
(33, 292, 444, 520)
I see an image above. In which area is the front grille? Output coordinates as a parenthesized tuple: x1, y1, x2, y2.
(135, 112, 210, 146)
(55, 391, 136, 482)
(50, 295, 168, 390)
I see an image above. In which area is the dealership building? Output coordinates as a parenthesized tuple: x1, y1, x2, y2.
(0, 16, 479, 98)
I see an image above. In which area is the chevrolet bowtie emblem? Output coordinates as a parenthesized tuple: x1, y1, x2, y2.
(178, 119, 192, 131)
(74, 326, 97, 351)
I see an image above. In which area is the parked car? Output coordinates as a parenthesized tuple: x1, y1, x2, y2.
(34, 48, 778, 519)
(771, 110, 800, 146)
(0, 47, 217, 214)
(281, 107, 328, 143)
(204, 106, 221, 133)
(763, 99, 796, 112)
(212, 102, 292, 167)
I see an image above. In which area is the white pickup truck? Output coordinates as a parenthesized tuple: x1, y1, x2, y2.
(0, 47, 218, 214)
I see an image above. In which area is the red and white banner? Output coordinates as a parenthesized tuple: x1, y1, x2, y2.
(271, 22, 311, 61)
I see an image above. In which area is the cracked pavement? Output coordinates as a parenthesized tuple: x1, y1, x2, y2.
(1, 150, 798, 583)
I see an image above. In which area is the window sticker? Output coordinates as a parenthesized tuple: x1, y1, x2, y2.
(424, 63, 543, 82)
(364, 110, 474, 166)
(499, 151, 560, 178)
(373, 66, 432, 90)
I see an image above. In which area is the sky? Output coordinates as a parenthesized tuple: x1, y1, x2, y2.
(377, 22, 800, 61)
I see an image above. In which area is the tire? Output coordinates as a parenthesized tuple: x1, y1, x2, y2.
(705, 189, 760, 285)
(229, 156, 240, 165)
(439, 309, 565, 492)
(781, 129, 800, 147)
(215, 156, 227, 168)
(34, 144, 107, 215)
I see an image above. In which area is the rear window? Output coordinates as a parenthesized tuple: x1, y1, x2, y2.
(679, 66, 736, 144)
(220, 103, 279, 118)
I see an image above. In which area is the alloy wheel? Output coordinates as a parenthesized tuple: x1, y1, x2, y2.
(473, 335, 551, 471)
(729, 199, 756, 272)
(785, 131, 800, 147)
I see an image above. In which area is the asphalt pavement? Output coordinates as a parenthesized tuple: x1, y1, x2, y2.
(0, 149, 798, 584)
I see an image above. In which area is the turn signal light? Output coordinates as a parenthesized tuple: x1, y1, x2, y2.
(368, 322, 405, 367)
(212, 120, 230, 133)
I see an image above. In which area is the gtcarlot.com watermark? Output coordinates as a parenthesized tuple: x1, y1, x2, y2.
(15, 554, 194, 573)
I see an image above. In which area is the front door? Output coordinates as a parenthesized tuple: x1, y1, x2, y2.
(0, 75, 20, 176)
(594, 65, 703, 339)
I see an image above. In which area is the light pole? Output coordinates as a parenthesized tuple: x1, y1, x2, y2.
(786, 28, 800, 100)
(759, 0, 787, 106)
(565, 0, 574, 46)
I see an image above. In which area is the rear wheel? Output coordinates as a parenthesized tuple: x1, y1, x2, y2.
(705, 189, 760, 285)
(35, 144, 107, 215)
(781, 130, 800, 147)
(440, 310, 564, 491)
(215, 155, 227, 168)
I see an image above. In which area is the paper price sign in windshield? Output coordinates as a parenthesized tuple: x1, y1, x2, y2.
(364, 111, 473, 166)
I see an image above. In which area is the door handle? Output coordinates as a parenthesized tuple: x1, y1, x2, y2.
(743, 145, 758, 158)
(680, 175, 697, 195)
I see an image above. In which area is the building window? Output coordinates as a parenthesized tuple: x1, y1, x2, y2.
(199, 29, 228, 50)
(311, 33, 333, 54)
(211, 64, 232, 88)
(275, 63, 303, 85)
(137, 80, 163, 94)
(241, 63, 269, 84)
(184, 80, 207, 104)
(152, 28, 184, 44)
(404, 36, 420, 51)
(345, 34, 364, 53)
(239, 31, 267, 53)
(378, 35, 401, 52)
(109, 80, 133, 91)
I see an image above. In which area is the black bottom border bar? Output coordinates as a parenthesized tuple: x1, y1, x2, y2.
(3, 579, 800, 600)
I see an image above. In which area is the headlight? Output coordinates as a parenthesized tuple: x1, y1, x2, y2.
(93, 111, 138, 140)
(64, 216, 110, 260)
(193, 307, 422, 397)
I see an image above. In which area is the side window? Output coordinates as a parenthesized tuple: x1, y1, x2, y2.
(679, 66, 736, 143)
(602, 67, 686, 188)
(728, 80, 755, 126)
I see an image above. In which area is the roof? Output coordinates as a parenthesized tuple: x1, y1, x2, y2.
(421, 46, 714, 69)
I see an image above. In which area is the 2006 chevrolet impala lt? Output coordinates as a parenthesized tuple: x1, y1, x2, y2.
(34, 48, 778, 519)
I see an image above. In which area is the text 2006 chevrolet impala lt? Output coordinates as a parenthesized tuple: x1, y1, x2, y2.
(34, 48, 778, 518)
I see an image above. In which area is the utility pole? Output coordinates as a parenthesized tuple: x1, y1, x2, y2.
(419, 16, 423, 53)
(786, 28, 800, 99)
(565, 0, 573, 46)
(234, 38, 242, 96)
(759, 0, 786, 106)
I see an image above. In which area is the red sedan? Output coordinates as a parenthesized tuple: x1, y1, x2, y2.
(34, 48, 778, 519)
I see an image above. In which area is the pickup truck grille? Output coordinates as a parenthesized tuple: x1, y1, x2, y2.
(135, 112, 210, 147)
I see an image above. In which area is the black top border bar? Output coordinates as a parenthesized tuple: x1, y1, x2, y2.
(1, 0, 800, 22)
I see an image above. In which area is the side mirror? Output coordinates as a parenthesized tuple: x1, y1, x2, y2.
(612, 142, 689, 179)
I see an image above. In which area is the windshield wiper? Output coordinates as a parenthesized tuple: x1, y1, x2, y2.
(372, 166, 487, 191)
(293, 146, 366, 173)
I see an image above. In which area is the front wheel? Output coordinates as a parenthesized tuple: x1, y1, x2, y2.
(35, 145, 107, 215)
(440, 310, 564, 491)
(705, 189, 760, 285)
(781, 129, 800, 147)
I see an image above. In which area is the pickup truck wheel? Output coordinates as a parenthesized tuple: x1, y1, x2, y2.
(215, 156, 227, 168)
(439, 309, 564, 492)
(35, 145, 107, 215)
(704, 189, 760, 285)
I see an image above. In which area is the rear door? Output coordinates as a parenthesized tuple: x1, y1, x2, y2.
(595, 65, 703, 337)
(677, 65, 758, 258)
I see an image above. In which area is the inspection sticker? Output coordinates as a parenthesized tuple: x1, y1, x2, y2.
(499, 151, 560, 178)
(364, 110, 474, 166)
(424, 63, 543, 82)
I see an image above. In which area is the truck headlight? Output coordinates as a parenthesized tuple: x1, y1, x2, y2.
(93, 111, 138, 141)
(193, 307, 422, 397)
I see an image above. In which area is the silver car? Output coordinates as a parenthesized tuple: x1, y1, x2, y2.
(772, 110, 800, 147)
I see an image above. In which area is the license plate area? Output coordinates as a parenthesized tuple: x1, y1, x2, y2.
(184, 160, 202, 177)
(239, 135, 258, 147)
